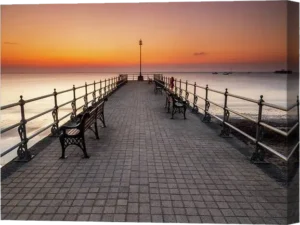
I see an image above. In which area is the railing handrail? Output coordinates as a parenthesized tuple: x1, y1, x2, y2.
(180, 80, 297, 112)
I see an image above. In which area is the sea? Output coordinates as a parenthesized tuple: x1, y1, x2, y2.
(1, 72, 298, 165)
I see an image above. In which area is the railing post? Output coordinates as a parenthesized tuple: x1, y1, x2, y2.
(202, 84, 211, 122)
(111, 78, 113, 91)
(220, 88, 231, 137)
(251, 95, 265, 162)
(179, 79, 182, 98)
(165, 77, 167, 89)
(107, 78, 109, 94)
(98, 80, 102, 101)
(113, 77, 116, 91)
(166, 77, 168, 89)
(185, 80, 189, 104)
(92, 81, 96, 105)
(51, 89, 59, 136)
(83, 82, 88, 111)
(16, 95, 32, 161)
(192, 82, 198, 113)
(104, 79, 107, 97)
(175, 79, 177, 95)
(108, 78, 111, 95)
(71, 85, 77, 121)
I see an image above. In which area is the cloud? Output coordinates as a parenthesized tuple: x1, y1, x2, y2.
(4, 42, 18, 45)
(193, 52, 206, 56)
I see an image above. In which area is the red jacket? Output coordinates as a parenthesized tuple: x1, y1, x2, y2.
(170, 77, 174, 89)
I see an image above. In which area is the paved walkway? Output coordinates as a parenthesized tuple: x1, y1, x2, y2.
(1, 82, 287, 223)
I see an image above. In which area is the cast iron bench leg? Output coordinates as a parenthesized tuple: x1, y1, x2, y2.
(59, 135, 66, 159)
(94, 122, 100, 139)
(171, 107, 176, 119)
(81, 138, 90, 158)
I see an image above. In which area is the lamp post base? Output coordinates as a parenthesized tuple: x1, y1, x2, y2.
(138, 74, 144, 81)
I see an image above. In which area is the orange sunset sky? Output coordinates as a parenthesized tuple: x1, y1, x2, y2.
(1, 1, 290, 73)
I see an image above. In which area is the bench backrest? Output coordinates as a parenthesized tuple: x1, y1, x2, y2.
(75, 99, 106, 133)
(84, 107, 97, 131)
(96, 101, 105, 119)
(76, 105, 96, 132)
(154, 80, 165, 88)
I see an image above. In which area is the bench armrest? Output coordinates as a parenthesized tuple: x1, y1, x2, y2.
(60, 124, 80, 130)
(60, 123, 81, 135)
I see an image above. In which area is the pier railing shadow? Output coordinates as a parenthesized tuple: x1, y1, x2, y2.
(1, 76, 128, 164)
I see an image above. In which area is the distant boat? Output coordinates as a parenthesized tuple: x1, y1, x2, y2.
(212, 72, 218, 74)
(223, 72, 230, 75)
(274, 69, 292, 74)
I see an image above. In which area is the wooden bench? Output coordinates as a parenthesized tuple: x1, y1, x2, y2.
(96, 99, 107, 128)
(170, 93, 187, 119)
(154, 80, 164, 94)
(59, 99, 106, 159)
(148, 77, 153, 84)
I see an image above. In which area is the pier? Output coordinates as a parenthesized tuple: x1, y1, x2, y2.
(1, 76, 299, 224)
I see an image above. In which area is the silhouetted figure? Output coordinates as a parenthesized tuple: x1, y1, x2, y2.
(170, 77, 175, 90)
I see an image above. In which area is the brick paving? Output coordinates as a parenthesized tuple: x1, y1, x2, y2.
(1, 81, 287, 223)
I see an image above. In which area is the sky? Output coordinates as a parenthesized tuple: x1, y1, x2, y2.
(1, 1, 291, 73)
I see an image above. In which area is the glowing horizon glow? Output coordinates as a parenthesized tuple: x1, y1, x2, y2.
(1, 1, 288, 72)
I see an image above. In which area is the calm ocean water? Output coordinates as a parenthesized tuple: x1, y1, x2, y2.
(1, 72, 297, 165)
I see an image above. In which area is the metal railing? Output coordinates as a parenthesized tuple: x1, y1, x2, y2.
(161, 76, 299, 163)
(119, 73, 163, 81)
(1, 76, 128, 162)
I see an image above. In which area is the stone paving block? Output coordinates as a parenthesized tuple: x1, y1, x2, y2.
(89, 213, 102, 223)
(162, 207, 174, 215)
(126, 214, 139, 222)
(68, 206, 81, 214)
(40, 214, 54, 220)
(163, 214, 176, 223)
(152, 214, 163, 222)
(52, 214, 66, 221)
(200, 216, 215, 223)
(6, 213, 20, 220)
(127, 203, 139, 214)
(176, 214, 189, 223)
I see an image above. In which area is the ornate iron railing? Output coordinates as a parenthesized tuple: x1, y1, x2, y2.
(1, 76, 128, 162)
(161, 76, 299, 163)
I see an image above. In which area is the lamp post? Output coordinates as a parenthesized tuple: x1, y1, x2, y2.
(138, 39, 144, 81)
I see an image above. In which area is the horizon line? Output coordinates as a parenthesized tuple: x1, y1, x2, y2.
(2, 71, 284, 75)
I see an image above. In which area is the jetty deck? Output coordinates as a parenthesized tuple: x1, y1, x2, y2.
(1, 81, 287, 223)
